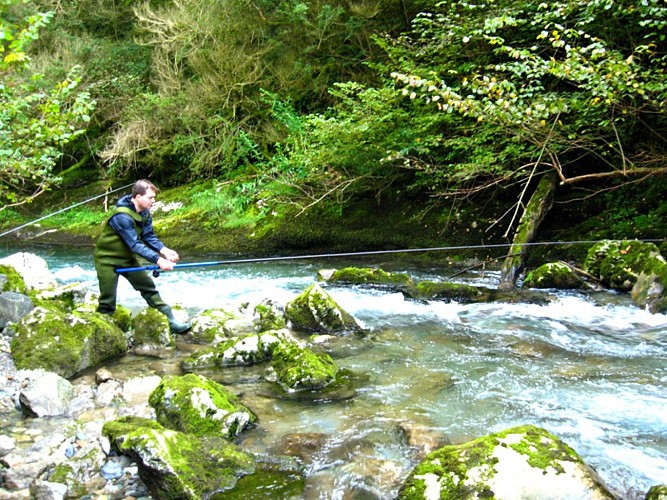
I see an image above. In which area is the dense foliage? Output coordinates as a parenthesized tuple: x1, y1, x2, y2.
(1, 0, 665, 244)
(0, 0, 95, 208)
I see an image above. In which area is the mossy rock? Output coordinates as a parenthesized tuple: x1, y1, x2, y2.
(0, 264, 28, 294)
(284, 283, 361, 334)
(216, 330, 291, 367)
(130, 307, 174, 348)
(399, 424, 616, 499)
(319, 267, 415, 288)
(646, 485, 667, 500)
(523, 262, 586, 289)
(271, 342, 339, 392)
(404, 280, 483, 301)
(631, 261, 667, 313)
(149, 373, 257, 439)
(584, 240, 664, 291)
(10, 304, 128, 379)
(102, 416, 257, 499)
(189, 308, 238, 344)
(253, 299, 287, 332)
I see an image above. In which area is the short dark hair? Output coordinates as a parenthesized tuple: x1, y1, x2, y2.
(132, 179, 159, 197)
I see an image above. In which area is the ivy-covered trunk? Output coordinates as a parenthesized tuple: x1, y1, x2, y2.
(499, 172, 558, 290)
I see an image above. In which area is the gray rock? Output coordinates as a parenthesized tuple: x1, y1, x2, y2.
(29, 479, 68, 500)
(0, 292, 34, 330)
(17, 371, 74, 417)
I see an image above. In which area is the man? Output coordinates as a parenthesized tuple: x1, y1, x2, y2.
(94, 179, 191, 333)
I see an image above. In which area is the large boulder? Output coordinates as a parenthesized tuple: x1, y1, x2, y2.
(0, 253, 57, 291)
(129, 307, 174, 355)
(399, 425, 617, 499)
(102, 416, 256, 498)
(584, 240, 666, 312)
(149, 373, 257, 439)
(318, 267, 414, 288)
(285, 283, 361, 334)
(10, 304, 128, 379)
(16, 370, 74, 417)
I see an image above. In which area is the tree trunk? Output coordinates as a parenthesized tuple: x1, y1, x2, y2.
(498, 172, 558, 290)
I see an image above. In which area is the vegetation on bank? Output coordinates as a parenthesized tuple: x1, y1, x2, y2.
(1, 0, 666, 264)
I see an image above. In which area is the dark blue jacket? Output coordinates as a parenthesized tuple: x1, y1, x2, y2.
(107, 195, 164, 263)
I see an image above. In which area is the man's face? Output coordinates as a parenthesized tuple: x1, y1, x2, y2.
(134, 188, 156, 212)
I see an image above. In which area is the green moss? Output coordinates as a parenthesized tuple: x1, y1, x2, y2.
(584, 240, 664, 290)
(409, 281, 482, 301)
(0, 264, 28, 294)
(10, 304, 128, 378)
(284, 283, 360, 333)
(271, 342, 339, 391)
(523, 262, 584, 289)
(131, 307, 174, 347)
(148, 373, 257, 438)
(324, 267, 414, 287)
(253, 301, 286, 331)
(399, 425, 586, 499)
(104, 416, 257, 499)
(46, 463, 87, 498)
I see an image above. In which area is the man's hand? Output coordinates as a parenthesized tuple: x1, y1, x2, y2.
(160, 247, 180, 263)
(157, 257, 175, 271)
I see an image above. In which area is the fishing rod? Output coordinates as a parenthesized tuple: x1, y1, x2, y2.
(115, 238, 666, 277)
(0, 183, 134, 239)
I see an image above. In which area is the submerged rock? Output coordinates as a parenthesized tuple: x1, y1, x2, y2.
(149, 373, 257, 439)
(399, 424, 618, 499)
(285, 283, 361, 334)
(319, 267, 414, 288)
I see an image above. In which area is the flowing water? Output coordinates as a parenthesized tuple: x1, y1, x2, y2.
(4, 246, 667, 498)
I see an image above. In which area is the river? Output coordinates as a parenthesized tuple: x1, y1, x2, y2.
(3, 246, 667, 498)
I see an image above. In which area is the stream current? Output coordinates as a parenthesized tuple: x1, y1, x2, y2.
(4, 247, 667, 498)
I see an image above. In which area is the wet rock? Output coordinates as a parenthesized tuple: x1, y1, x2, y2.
(129, 307, 174, 351)
(0, 292, 33, 330)
(285, 283, 361, 334)
(646, 485, 667, 500)
(278, 433, 329, 464)
(35, 282, 88, 307)
(188, 307, 238, 344)
(17, 371, 74, 417)
(149, 373, 257, 438)
(399, 424, 618, 499)
(271, 341, 339, 391)
(319, 267, 414, 289)
(28, 479, 68, 500)
(523, 262, 587, 289)
(0, 434, 16, 457)
(253, 299, 287, 332)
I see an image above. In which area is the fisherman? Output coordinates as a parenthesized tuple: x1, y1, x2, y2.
(94, 179, 191, 333)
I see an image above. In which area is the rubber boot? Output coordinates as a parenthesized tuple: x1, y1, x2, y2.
(157, 305, 191, 334)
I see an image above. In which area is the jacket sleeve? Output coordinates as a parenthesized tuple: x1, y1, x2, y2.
(108, 213, 163, 263)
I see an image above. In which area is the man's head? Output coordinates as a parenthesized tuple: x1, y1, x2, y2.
(131, 179, 159, 212)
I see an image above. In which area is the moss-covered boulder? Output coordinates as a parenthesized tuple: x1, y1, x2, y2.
(182, 330, 296, 371)
(271, 342, 339, 392)
(10, 304, 128, 379)
(319, 267, 415, 288)
(646, 485, 667, 500)
(284, 283, 361, 334)
(102, 416, 257, 499)
(523, 262, 586, 290)
(149, 373, 257, 439)
(129, 307, 174, 350)
(189, 307, 238, 344)
(584, 240, 664, 291)
(253, 299, 287, 332)
(403, 280, 483, 301)
(631, 260, 667, 313)
(399, 424, 616, 499)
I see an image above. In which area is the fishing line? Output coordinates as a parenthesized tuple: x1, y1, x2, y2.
(116, 238, 666, 276)
(0, 183, 134, 239)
